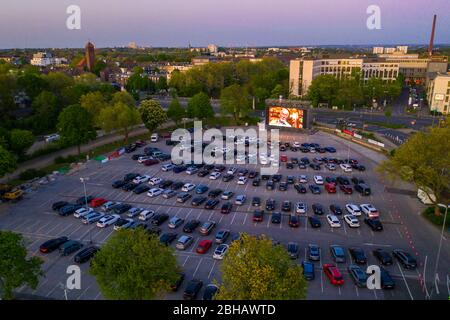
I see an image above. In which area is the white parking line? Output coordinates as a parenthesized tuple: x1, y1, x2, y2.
(182, 255, 190, 267)
(242, 213, 248, 225)
(192, 258, 203, 278)
(208, 260, 217, 279)
(355, 285, 359, 297)
(230, 212, 237, 225)
(396, 261, 414, 300)
(77, 283, 92, 300)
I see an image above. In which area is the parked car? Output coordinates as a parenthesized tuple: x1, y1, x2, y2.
(349, 247, 367, 264)
(183, 279, 203, 300)
(380, 267, 396, 289)
(168, 217, 185, 229)
(81, 212, 105, 224)
(393, 249, 417, 269)
(288, 214, 300, 228)
(360, 203, 379, 218)
(138, 209, 155, 221)
(271, 212, 282, 224)
(330, 245, 346, 263)
(355, 183, 371, 196)
(160, 233, 178, 246)
(235, 195, 247, 205)
(308, 216, 321, 228)
(213, 244, 229, 260)
(348, 264, 368, 288)
(183, 219, 201, 233)
(176, 235, 194, 250)
(220, 202, 232, 214)
(323, 264, 344, 286)
(170, 273, 185, 291)
(302, 261, 315, 280)
(97, 214, 120, 228)
(308, 244, 320, 261)
(202, 284, 219, 300)
(373, 249, 393, 265)
(199, 221, 216, 235)
(59, 240, 83, 256)
(215, 230, 230, 244)
(287, 242, 299, 259)
(40, 236, 69, 253)
(151, 213, 169, 226)
(74, 246, 99, 263)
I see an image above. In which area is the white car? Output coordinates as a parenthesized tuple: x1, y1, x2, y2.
(326, 214, 341, 228)
(182, 183, 196, 192)
(137, 156, 153, 163)
(150, 133, 158, 142)
(161, 163, 175, 171)
(326, 163, 336, 171)
(213, 244, 229, 260)
(209, 172, 221, 180)
(147, 188, 164, 197)
(340, 163, 352, 172)
(237, 176, 248, 185)
(345, 203, 362, 216)
(73, 207, 94, 218)
(313, 175, 324, 185)
(360, 204, 379, 218)
(293, 141, 301, 148)
(96, 214, 120, 228)
(138, 209, 155, 221)
(299, 175, 308, 183)
(271, 159, 279, 167)
(227, 167, 237, 175)
(148, 177, 162, 186)
(133, 175, 151, 184)
(296, 202, 307, 214)
(235, 195, 247, 205)
(344, 214, 360, 228)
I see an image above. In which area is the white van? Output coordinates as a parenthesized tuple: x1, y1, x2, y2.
(151, 133, 159, 142)
(138, 210, 155, 221)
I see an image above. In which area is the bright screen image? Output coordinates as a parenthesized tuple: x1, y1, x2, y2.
(268, 106, 304, 128)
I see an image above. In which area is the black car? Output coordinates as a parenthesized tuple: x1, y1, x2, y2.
(198, 169, 210, 177)
(355, 183, 371, 196)
(222, 174, 234, 182)
(159, 180, 173, 189)
(52, 201, 69, 211)
(40, 236, 69, 253)
(146, 226, 162, 236)
(183, 220, 201, 233)
(265, 199, 276, 211)
(192, 196, 207, 206)
(252, 178, 261, 186)
(380, 267, 396, 289)
(278, 182, 288, 191)
(112, 180, 126, 189)
(286, 162, 294, 169)
(131, 154, 145, 160)
(286, 176, 295, 184)
(58, 204, 82, 216)
(272, 174, 282, 182)
(351, 177, 365, 185)
(183, 279, 203, 300)
(349, 247, 367, 264)
(133, 184, 150, 194)
(337, 176, 350, 185)
(393, 249, 417, 269)
(214, 165, 226, 172)
(125, 144, 137, 153)
(300, 157, 310, 164)
(291, 157, 299, 164)
(308, 216, 321, 228)
(74, 246, 99, 263)
(221, 202, 233, 214)
(248, 171, 258, 179)
(266, 180, 275, 191)
(208, 189, 222, 198)
(122, 182, 138, 192)
(282, 201, 292, 212)
(113, 203, 132, 214)
(309, 185, 321, 194)
(238, 168, 249, 176)
(364, 217, 383, 231)
(203, 284, 219, 300)
(373, 249, 393, 266)
(294, 184, 307, 194)
(151, 213, 169, 226)
(205, 199, 220, 210)
(261, 175, 271, 180)
(312, 203, 324, 215)
(171, 273, 185, 291)
(289, 214, 300, 228)
(309, 163, 321, 170)
(76, 196, 94, 206)
(123, 173, 140, 182)
(252, 197, 261, 206)
(329, 204, 343, 215)
(171, 181, 185, 190)
(325, 176, 337, 184)
(160, 233, 177, 245)
(271, 212, 282, 224)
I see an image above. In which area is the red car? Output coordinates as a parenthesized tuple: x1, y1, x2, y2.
(253, 210, 264, 222)
(196, 240, 213, 254)
(90, 198, 107, 208)
(280, 155, 288, 162)
(325, 183, 336, 194)
(288, 215, 300, 228)
(221, 203, 232, 214)
(323, 264, 344, 286)
(143, 159, 159, 166)
(340, 185, 353, 194)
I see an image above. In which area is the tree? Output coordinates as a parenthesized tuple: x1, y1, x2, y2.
(139, 99, 168, 133)
(9, 129, 34, 158)
(57, 105, 97, 155)
(89, 229, 179, 300)
(187, 92, 214, 120)
(384, 107, 392, 123)
(31, 91, 59, 133)
(307, 75, 339, 107)
(0, 146, 16, 177)
(80, 91, 108, 126)
(0, 231, 43, 299)
(215, 234, 307, 300)
(335, 79, 364, 109)
(166, 97, 185, 126)
(44, 72, 74, 94)
(17, 72, 49, 99)
(377, 124, 450, 216)
(111, 91, 136, 108)
(156, 76, 168, 92)
(99, 102, 141, 143)
(220, 84, 250, 123)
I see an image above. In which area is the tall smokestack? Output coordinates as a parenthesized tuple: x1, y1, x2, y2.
(428, 14, 437, 57)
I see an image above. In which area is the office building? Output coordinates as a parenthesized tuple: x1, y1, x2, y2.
(426, 73, 450, 114)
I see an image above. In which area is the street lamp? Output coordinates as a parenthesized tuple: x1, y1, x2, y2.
(80, 177, 90, 209)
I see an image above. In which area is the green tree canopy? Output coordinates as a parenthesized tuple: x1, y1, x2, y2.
(215, 234, 307, 300)
(187, 92, 214, 120)
(80, 91, 108, 126)
(139, 99, 168, 133)
(220, 84, 250, 122)
(0, 146, 16, 177)
(31, 90, 59, 133)
(111, 91, 136, 108)
(57, 105, 97, 155)
(89, 229, 179, 300)
(166, 97, 185, 126)
(9, 129, 34, 157)
(99, 102, 141, 143)
(0, 231, 43, 299)
(377, 123, 450, 216)
(307, 75, 340, 107)
(17, 72, 49, 99)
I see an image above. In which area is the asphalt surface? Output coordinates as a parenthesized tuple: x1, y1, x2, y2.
(0, 129, 449, 300)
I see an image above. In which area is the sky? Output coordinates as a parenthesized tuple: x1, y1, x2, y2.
(0, 0, 449, 48)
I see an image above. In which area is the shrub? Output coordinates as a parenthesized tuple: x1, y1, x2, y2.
(422, 206, 450, 228)
(19, 169, 46, 181)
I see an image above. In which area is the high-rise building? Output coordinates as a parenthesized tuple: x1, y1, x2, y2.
(372, 47, 384, 54)
(85, 41, 95, 72)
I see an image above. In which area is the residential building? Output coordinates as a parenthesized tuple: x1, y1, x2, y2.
(30, 52, 68, 67)
(373, 47, 384, 54)
(208, 44, 218, 54)
(426, 72, 450, 114)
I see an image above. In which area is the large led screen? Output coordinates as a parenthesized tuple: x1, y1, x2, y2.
(267, 106, 305, 129)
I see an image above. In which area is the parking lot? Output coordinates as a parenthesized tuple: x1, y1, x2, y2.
(1, 129, 449, 300)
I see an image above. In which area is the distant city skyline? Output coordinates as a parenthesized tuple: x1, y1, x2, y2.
(0, 0, 449, 49)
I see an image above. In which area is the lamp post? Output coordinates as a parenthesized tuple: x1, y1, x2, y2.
(80, 177, 89, 209)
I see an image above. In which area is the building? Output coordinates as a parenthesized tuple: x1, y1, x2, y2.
(207, 44, 218, 54)
(289, 58, 399, 97)
(77, 41, 96, 72)
(128, 42, 138, 49)
(30, 52, 68, 67)
(192, 56, 217, 66)
(384, 47, 396, 54)
(396, 46, 408, 54)
(161, 64, 193, 80)
(373, 47, 384, 54)
(426, 72, 450, 114)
